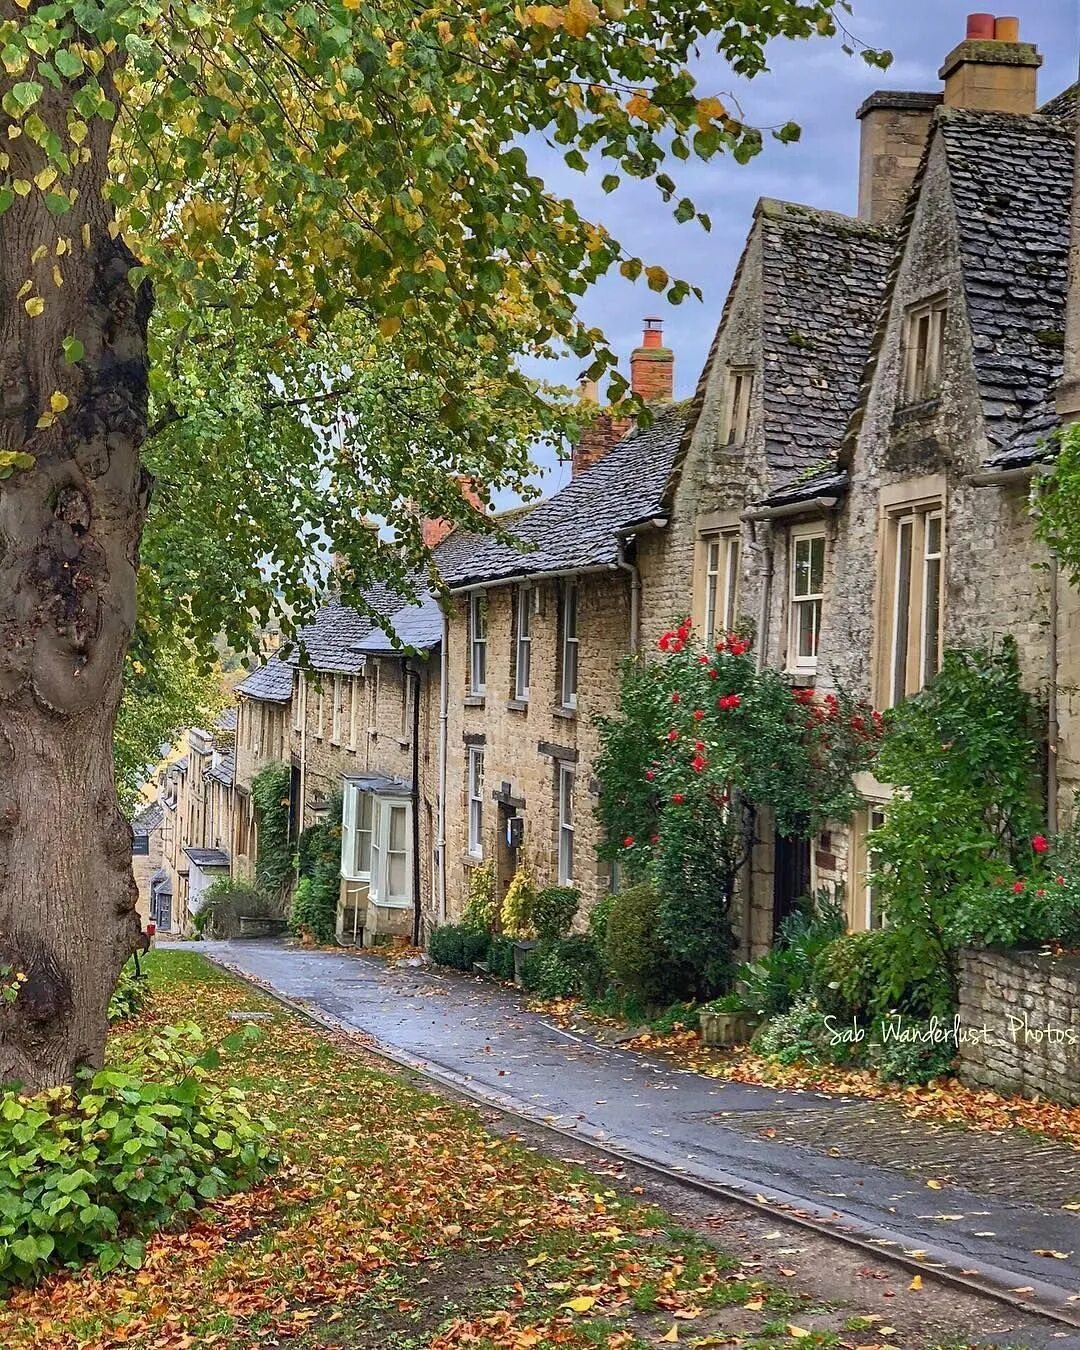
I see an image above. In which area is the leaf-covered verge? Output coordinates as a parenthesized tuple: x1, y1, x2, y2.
(0, 950, 989, 1350)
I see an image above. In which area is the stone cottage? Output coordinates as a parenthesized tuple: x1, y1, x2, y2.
(233, 656, 294, 880)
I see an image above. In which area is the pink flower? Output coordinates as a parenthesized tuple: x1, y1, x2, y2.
(1012, 880, 1025, 894)
(650, 833, 659, 845)
(623, 836, 635, 848)
(692, 709, 705, 721)
(671, 793, 685, 805)
(1057, 875, 1066, 886)
(1032, 834, 1049, 854)
(667, 728, 679, 742)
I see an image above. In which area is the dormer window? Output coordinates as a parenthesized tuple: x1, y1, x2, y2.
(902, 295, 947, 405)
(722, 366, 753, 445)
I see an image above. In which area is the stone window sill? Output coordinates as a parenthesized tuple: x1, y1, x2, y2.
(464, 695, 486, 708)
(892, 396, 941, 427)
(553, 705, 577, 721)
(506, 699, 529, 713)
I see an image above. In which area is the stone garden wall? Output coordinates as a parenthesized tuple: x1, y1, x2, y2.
(957, 949, 1080, 1106)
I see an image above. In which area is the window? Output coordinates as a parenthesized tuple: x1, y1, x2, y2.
(788, 529, 825, 671)
(853, 806, 887, 931)
(347, 677, 358, 751)
(315, 681, 325, 739)
(885, 505, 944, 705)
(703, 532, 740, 648)
(331, 675, 343, 744)
(560, 582, 579, 710)
(515, 585, 533, 701)
(467, 747, 484, 858)
(341, 786, 404, 904)
(722, 366, 753, 445)
(293, 674, 303, 733)
(902, 295, 947, 405)
(469, 593, 487, 695)
(399, 671, 411, 739)
(557, 764, 575, 885)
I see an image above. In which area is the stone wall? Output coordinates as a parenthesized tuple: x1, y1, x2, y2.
(957, 948, 1080, 1106)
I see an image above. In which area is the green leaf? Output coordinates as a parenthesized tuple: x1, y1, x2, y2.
(62, 337, 84, 365)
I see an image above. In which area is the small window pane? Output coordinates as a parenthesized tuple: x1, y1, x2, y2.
(891, 519, 914, 702)
(388, 804, 407, 853)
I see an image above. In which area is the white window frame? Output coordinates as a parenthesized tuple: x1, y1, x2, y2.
(515, 585, 532, 701)
(853, 805, 888, 932)
(469, 593, 487, 695)
(884, 502, 944, 707)
(348, 675, 359, 751)
(703, 531, 740, 648)
(557, 763, 575, 885)
(331, 674, 343, 745)
(902, 295, 947, 405)
(315, 680, 325, 740)
(341, 785, 375, 882)
(560, 582, 579, 711)
(369, 798, 411, 908)
(467, 747, 484, 859)
(722, 365, 753, 445)
(788, 527, 826, 673)
(293, 673, 304, 733)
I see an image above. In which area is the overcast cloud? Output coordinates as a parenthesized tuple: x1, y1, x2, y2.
(508, 0, 1078, 502)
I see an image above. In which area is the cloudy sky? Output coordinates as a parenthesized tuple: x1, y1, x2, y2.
(517, 0, 1078, 499)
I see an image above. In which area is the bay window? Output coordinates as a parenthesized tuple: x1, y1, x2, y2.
(341, 781, 412, 907)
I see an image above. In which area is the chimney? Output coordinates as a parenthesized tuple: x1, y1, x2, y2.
(856, 91, 941, 226)
(571, 379, 633, 477)
(939, 14, 1041, 114)
(630, 317, 674, 403)
(422, 476, 483, 549)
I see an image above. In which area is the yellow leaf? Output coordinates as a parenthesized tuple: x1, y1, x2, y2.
(378, 315, 402, 338)
(659, 1327, 679, 1343)
(49, 391, 68, 413)
(35, 411, 55, 428)
(12, 179, 30, 196)
(81, 222, 90, 249)
(925, 1179, 943, 1190)
(31, 244, 46, 264)
(342, 0, 360, 7)
(563, 0, 598, 38)
(626, 92, 651, 120)
(16, 280, 31, 299)
(560, 1295, 596, 1314)
(908, 1274, 923, 1291)
(645, 265, 668, 292)
(695, 95, 726, 129)
(526, 1252, 549, 1267)
(744, 1297, 764, 1311)
(52, 266, 63, 289)
(787, 1328, 811, 1341)
(525, 4, 563, 29)
(33, 165, 57, 191)
(1033, 1249, 1072, 1259)
(24, 296, 43, 316)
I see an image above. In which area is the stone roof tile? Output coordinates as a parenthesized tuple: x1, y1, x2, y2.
(235, 656, 294, 704)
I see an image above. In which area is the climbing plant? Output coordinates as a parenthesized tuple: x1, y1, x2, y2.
(291, 795, 344, 946)
(596, 620, 881, 994)
(251, 764, 294, 905)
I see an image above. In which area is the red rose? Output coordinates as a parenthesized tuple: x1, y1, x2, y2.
(671, 639, 684, 653)
(667, 728, 679, 742)
(694, 740, 705, 752)
(698, 654, 710, 666)
(691, 755, 707, 773)
(1032, 834, 1049, 854)
(644, 770, 655, 782)
(715, 640, 727, 654)
(728, 639, 749, 657)
(671, 793, 685, 805)
(693, 709, 705, 721)
(717, 693, 742, 711)
(1057, 875, 1066, 885)
(623, 836, 635, 848)
(650, 833, 659, 845)
(671, 692, 680, 704)
(709, 669, 719, 680)
(658, 633, 672, 652)
(1012, 880, 1025, 894)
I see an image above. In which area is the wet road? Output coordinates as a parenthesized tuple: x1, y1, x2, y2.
(164, 938, 1080, 1323)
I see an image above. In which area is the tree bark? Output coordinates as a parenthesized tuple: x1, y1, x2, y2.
(0, 57, 150, 1089)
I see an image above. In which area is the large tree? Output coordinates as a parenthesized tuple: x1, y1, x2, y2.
(0, 0, 887, 1087)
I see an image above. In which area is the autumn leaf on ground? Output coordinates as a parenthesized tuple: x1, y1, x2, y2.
(908, 1274, 923, 1291)
(925, 1179, 943, 1190)
(1033, 1249, 1072, 1259)
(786, 1327, 811, 1340)
(658, 1326, 679, 1343)
(560, 1295, 596, 1313)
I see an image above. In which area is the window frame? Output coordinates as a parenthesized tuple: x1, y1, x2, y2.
(315, 679, 325, 740)
(331, 674, 343, 745)
(851, 804, 888, 932)
(515, 584, 533, 702)
(293, 673, 304, 734)
(901, 294, 947, 405)
(467, 746, 485, 859)
(787, 526, 826, 673)
(348, 675, 359, 751)
(341, 786, 406, 905)
(469, 593, 487, 696)
(702, 530, 740, 648)
(557, 763, 575, 885)
(880, 495, 945, 707)
(722, 365, 754, 446)
(560, 582, 579, 711)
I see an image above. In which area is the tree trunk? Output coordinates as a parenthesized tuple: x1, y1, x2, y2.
(0, 65, 150, 1089)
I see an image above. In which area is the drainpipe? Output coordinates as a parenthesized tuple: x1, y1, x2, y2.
(753, 522, 774, 674)
(410, 663, 423, 946)
(615, 539, 641, 654)
(1048, 552, 1060, 835)
(296, 672, 307, 855)
(436, 607, 449, 924)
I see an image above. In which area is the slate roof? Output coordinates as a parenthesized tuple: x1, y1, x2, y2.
(1039, 82, 1077, 123)
(285, 579, 417, 676)
(939, 108, 1073, 468)
(183, 847, 230, 868)
(436, 403, 688, 589)
(132, 802, 164, 835)
(206, 753, 236, 788)
(355, 593, 444, 656)
(763, 466, 850, 510)
(215, 706, 238, 732)
(757, 200, 895, 482)
(236, 656, 293, 704)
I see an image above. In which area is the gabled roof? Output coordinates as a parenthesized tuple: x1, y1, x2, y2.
(236, 656, 294, 704)
(939, 108, 1073, 468)
(132, 802, 164, 835)
(183, 846, 230, 868)
(757, 200, 895, 482)
(355, 592, 444, 656)
(206, 753, 236, 788)
(285, 578, 420, 676)
(436, 403, 688, 589)
(215, 706, 238, 732)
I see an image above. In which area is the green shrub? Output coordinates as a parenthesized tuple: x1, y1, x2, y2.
(750, 997, 831, 1066)
(523, 936, 604, 1000)
(195, 880, 277, 939)
(429, 925, 489, 971)
(251, 762, 294, 901)
(290, 796, 342, 945)
(486, 933, 516, 981)
(588, 893, 616, 949)
(947, 877, 1080, 951)
(0, 1024, 274, 1288)
(461, 862, 497, 935)
(811, 930, 892, 1020)
(603, 883, 689, 1006)
(107, 963, 150, 1025)
(871, 1022, 956, 1085)
(501, 867, 538, 938)
(533, 886, 580, 941)
(736, 889, 845, 1017)
(649, 1000, 701, 1034)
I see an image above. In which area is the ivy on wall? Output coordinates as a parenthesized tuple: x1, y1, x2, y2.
(251, 763, 294, 904)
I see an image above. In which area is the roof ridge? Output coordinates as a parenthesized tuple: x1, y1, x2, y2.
(756, 196, 893, 238)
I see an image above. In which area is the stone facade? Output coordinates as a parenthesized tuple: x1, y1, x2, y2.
(158, 720, 236, 933)
(957, 948, 1080, 1105)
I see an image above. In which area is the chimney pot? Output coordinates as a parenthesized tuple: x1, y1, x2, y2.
(966, 13, 995, 39)
(994, 15, 1020, 42)
(630, 316, 674, 402)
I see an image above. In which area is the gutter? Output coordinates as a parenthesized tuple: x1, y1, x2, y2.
(615, 540, 641, 654)
(448, 562, 619, 595)
(436, 606, 449, 924)
(742, 495, 839, 523)
(965, 464, 1042, 487)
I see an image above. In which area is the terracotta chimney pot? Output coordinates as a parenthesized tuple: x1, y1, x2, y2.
(966, 13, 995, 39)
(630, 318, 674, 403)
(994, 16, 1020, 42)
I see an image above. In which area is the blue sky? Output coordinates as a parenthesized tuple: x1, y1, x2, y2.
(515, 0, 1078, 500)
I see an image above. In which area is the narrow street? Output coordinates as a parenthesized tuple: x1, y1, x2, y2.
(170, 938, 1080, 1333)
